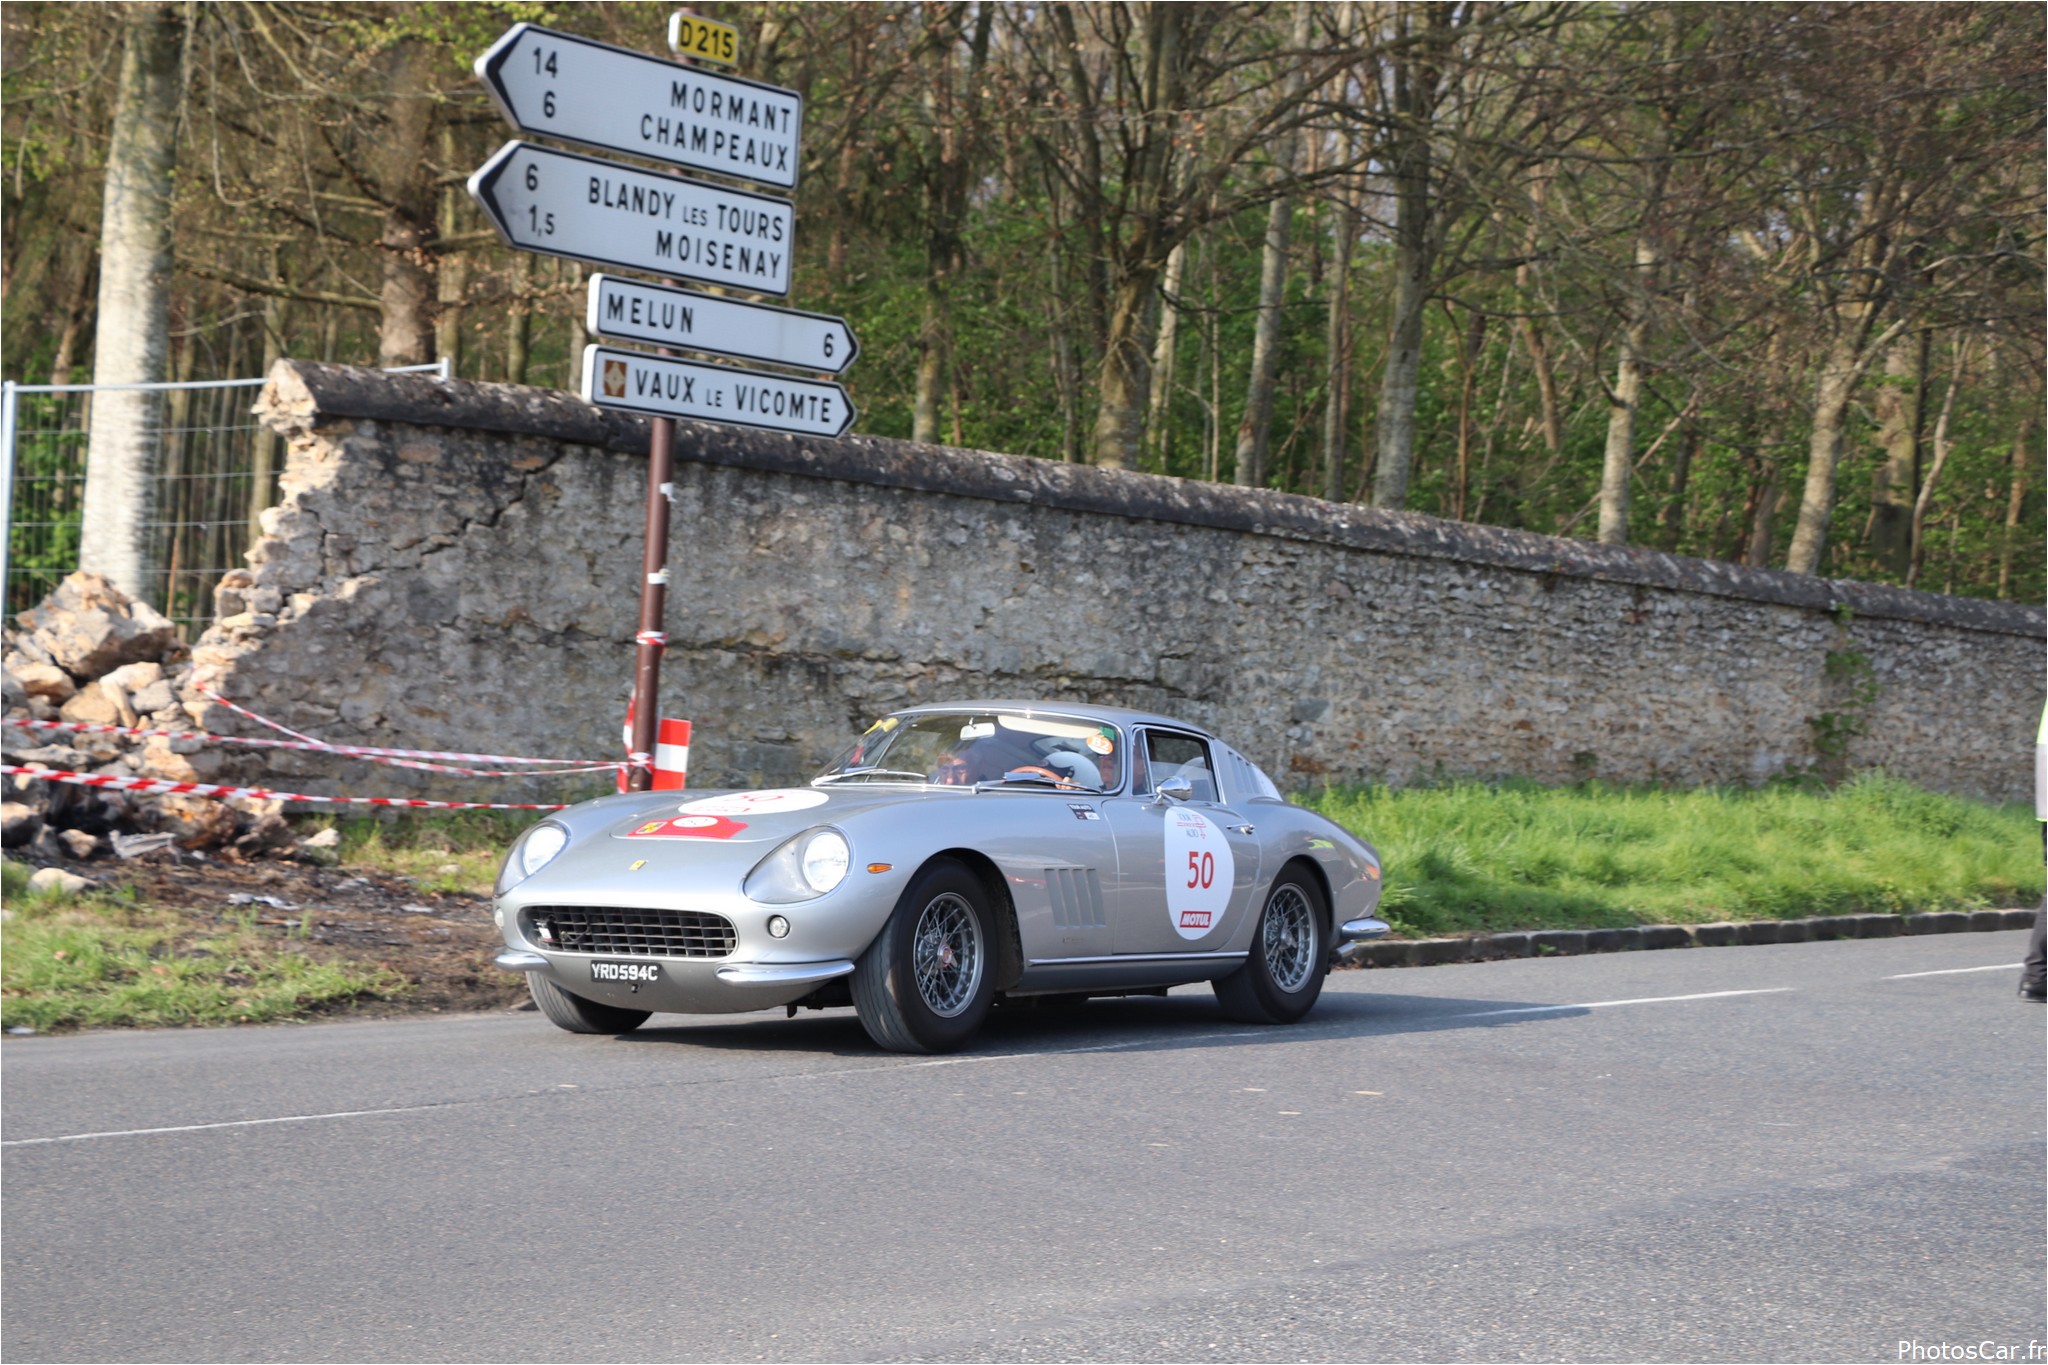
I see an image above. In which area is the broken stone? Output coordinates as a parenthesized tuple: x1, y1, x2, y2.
(58, 683, 124, 727)
(2, 802, 42, 848)
(56, 828, 100, 859)
(128, 680, 177, 715)
(26, 866, 91, 896)
(102, 661, 164, 693)
(20, 573, 180, 680)
(8, 662, 76, 703)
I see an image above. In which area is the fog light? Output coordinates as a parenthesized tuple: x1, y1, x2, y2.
(767, 915, 791, 939)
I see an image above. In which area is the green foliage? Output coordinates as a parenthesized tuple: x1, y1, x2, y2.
(1304, 772, 2040, 939)
(0, 858, 405, 1032)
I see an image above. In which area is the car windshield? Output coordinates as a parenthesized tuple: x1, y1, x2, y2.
(812, 710, 1123, 791)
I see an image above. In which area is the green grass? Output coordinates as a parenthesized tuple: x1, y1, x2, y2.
(1303, 772, 2042, 939)
(0, 860, 405, 1033)
(302, 809, 538, 895)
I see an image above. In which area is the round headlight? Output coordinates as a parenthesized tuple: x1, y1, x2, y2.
(519, 824, 569, 878)
(799, 830, 850, 894)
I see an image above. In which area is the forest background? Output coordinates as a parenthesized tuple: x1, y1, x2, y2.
(3, 1, 2042, 604)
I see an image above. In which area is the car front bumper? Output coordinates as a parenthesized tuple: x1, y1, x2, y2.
(496, 949, 856, 1014)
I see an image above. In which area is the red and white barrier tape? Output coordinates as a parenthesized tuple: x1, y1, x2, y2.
(2, 717, 627, 778)
(2, 763, 568, 811)
(191, 686, 628, 768)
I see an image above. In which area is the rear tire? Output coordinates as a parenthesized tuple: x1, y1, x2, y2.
(528, 973, 652, 1034)
(852, 858, 996, 1053)
(1214, 867, 1328, 1024)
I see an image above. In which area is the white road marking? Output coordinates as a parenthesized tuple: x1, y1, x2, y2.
(0, 1101, 452, 1148)
(1449, 987, 1794, 1020)
(1, 1030, 1273, 1148)
(1885, 963, 2021, 979)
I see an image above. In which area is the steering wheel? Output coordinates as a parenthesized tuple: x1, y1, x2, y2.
(1005, 765, 1081, 789)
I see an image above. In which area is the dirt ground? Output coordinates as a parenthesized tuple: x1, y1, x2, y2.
(77, 852, 531, 1018)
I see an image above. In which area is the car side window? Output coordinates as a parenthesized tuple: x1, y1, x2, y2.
(1137, 731, 1218, 804)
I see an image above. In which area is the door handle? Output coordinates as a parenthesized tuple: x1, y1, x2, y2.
(1230, 823, 1255, 835)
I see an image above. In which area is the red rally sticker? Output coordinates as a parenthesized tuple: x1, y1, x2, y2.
(627, 815, 749, 840)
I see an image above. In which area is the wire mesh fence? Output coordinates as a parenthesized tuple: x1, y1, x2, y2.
(3, 363, 445, 639)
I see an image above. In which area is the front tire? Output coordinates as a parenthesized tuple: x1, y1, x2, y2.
(1214, 867, 1329, 1024)
(528, 973, 652, 1034)
(852, 858, 996, 1053)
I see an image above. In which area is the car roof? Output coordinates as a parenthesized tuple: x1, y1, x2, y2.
(889, 699, 1219, 741)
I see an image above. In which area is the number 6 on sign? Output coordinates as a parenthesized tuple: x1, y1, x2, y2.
(1165, 807, 1233, 939)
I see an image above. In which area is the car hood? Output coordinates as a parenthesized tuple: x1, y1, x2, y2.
(591, 783, 970, 845)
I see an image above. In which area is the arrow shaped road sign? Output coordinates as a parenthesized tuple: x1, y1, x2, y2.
(583, 344, 856, 439)
(468, 141, 794, 296)
(475, 24, 801, 191)
(587, 275, 858, 375)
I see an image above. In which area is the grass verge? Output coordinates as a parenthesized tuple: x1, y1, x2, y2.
(0, 860, 407, 1033)
(1305, 771, 2041, 939)
(301, 809, 534, 895)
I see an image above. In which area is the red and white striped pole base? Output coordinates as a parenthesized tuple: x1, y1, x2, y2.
(620, 707, 691, 792)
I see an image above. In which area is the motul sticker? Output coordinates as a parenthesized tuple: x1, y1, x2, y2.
(678, 789, 828, 816)
(627, 814, 749, 839)
(1164, 807, 1234, 940)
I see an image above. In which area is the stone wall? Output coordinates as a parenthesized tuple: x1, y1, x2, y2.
(178, 361, 2044, 804)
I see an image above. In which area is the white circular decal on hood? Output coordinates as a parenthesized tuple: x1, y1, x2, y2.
(1164, 806, 1234, 940)
(677, 789, 829, 817)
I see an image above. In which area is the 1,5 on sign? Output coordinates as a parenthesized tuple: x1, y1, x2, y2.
(467, 141, 794, 296)
(582, 345, 856, 439)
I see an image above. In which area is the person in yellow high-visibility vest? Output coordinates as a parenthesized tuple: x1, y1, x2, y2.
(2026, 703, 2046, 1002)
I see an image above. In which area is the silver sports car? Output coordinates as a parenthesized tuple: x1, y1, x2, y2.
(493, 701, 1388, 1053)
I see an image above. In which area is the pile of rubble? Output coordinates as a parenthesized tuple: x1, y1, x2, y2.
(2, 572, 294, 862)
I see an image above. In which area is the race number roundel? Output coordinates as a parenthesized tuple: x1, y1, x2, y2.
(1164, 807, 1234, 940)
(677, 789, 829, 817)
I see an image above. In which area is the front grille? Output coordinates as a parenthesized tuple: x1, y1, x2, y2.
(524, 906, 737, 958)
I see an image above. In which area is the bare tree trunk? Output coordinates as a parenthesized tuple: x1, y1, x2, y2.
(1232, 4, 1315, 489)
(248, 255, 288, 540)
(1046, 237, 1081, 463)
(1996, 413, 2034, 598)
(80, 1, 185, 602)
(1660, 421, 1698, 550)
(1905, 333, 1969, 589)
(435, 124, 467, 379)
(370, 38, 439, 368)
(1745, 459, 1781, 569)
(1451, 306, 1485, 521)
(1319, 174, 1357, 502)
(49, 246, 98, 385)
(506, 251, 532, 385)
(1597, 245, 1654, 544)
(1866, 331, 1925, 575)
(1785, 333, 1863, 574)
(1372, 4, 1438, 510)
(1091, 269, 1161, 471)
(1145, 237, 1187, 473)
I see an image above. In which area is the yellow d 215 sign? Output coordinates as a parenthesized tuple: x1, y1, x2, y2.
(668, 11, 738, 67)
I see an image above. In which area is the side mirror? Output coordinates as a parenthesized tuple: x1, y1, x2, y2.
(1151, 775, 1194, 806)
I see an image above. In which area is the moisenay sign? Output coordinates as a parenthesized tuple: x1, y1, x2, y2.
(474, 24, 801, 191)
(468, 140, 795, 296)
(581, 345, 855, 438)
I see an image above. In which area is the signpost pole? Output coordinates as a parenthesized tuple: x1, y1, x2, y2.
(627, 414, 674, 790)
(625, 11, 699, 791)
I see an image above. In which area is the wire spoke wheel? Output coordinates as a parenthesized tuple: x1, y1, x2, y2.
(912, 892, 983, 1017)
(1261, 884, 1316, 993)
(1213, 867, 1328, 1025)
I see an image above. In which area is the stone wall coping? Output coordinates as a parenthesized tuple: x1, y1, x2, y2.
(260, 359, 2046, 640)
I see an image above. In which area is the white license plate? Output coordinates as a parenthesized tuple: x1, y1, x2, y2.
(589, 960, 663, 984)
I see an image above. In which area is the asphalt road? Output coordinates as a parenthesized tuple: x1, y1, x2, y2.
(4, 933, 2043, 1364)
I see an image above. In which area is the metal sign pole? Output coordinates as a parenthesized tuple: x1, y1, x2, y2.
(625, 13, 702, 792)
